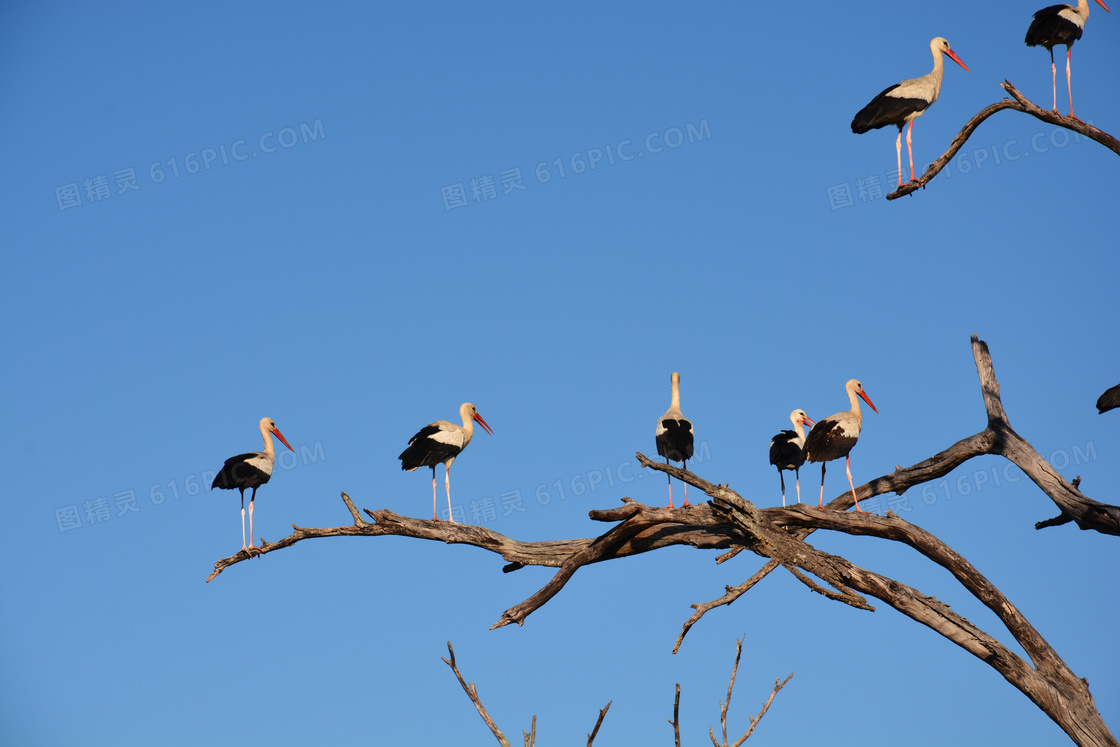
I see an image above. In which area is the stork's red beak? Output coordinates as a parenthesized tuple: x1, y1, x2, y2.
(272, 428, 294, 451)
(801, 416, 816, 427)
(858, 391, 879, 414)
(946, 48, 970, 73)
(473, 412, 493, 435)
(1095, 0, 1109, 13)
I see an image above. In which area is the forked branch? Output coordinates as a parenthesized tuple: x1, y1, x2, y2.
(443, 642, 513, 747)
(708, 639, 793, 747)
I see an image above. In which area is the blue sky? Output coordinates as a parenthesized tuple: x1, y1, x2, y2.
(2, 2, 1117, 745)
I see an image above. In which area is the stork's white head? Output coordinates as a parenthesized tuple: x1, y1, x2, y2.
(789, 409, 815, 428)
(461, 403, 494, 435)
(845, 380, 879, 414)
(931, 37, 970, 72)
(259, 417, 294, 451)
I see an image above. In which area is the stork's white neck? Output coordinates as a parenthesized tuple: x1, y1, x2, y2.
(259, 420, 276, 458)
(846, 385, 864, 421)
(458, 404, 476, 447)
(928, 43, 945, 102)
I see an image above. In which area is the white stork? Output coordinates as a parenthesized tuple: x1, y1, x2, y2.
(1026, 0, 1110, 119)
(211, 417, 294, 554)
(399, 402, 492, 522)
(851, 37, 970, 187)
(655, 371, 694, 508)
(769, 409, 815, 507)
(802, 380, 878, 513)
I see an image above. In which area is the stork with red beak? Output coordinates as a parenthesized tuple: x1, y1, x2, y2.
(802, 380, 878, 512)
(1026, 0, 1110, 119)
(399, 402, 493, 522)
(769, 409, 815, 506)
(211, 417, 294, 555)
(852, 37, 970, 186)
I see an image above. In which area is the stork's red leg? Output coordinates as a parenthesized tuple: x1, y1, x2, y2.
(846, 456, 864, 513)
(1050, 48, 1058, 113)
(239, 490, 248, 553)
(779, 468, 787, 508)
(665, 460, 674, 509)
(445, 464, 456, 524)
(906, 120, 916, 183)
(1066, 47, 1078, 120)
(794, 467, 801, 505)
(817, 463, 827, 509)
(248, 487, 259, 553)
(682, 460, 689, 506)
(894, 128, 904, 187)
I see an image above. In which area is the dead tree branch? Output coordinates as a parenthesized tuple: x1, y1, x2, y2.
(709, 638, 792, 747)
(886, 80, 1119, 200)
(587, 702, 611, 747)
(442, 642, 512, 747)
(445, 638, 784, 746)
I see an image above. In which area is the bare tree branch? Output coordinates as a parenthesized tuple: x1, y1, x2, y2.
(700, 491, 1116, 747)
(587, 701, 610, 746)
(735, 674, 793, 747)
(886, 80, 1119, 200)
(708, 638, 792, 746)
(711, 638, 742, 747)
(205, 493, 738, 583)
(672, 559, 780, 654)
(442, 642, 512, 747)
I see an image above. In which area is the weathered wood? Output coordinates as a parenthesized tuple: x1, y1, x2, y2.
(708, 638, 792, 747)
(887, 81, 1119, 200)
(442, 642, 513, 747)
(587, 701, 611, 747)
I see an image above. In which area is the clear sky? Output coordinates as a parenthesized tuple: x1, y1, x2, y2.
(2, 2, 1117, 745)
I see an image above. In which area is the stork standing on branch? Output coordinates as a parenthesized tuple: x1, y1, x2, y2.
(769, 409, 815, 506)
(1025, 0, 1110, 119)
(655, 372, 694, 508)
(211, 417, 294, 554)
(851, 37, 970, 187)
(399, 402, 493, 522)
(803, 380, 878, 513)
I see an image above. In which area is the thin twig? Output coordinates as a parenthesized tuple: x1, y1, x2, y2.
(441, 642, 512, 747)
(732, 674, 794, 747)
(709, 639, 790, 746)
(523, 714, 536, 747)
(587, 701, 611, 746)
